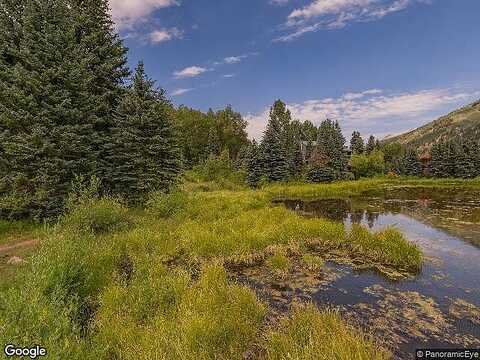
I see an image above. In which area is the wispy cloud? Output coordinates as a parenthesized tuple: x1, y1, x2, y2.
(149, 28, 183, 43)
(269, 0, 290, 5)
(173, 66, 209, 79)
(275, 0, 425, 42)
(223, 74, 236, 78)
(218, 52, 259, 65)
(109, 0, 179, 29)
(171, 88, 194, 96)
(245, 88, 480, 139)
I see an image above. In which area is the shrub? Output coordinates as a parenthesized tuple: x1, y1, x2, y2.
(146, 191, 190, 218)
(350, 150, 385, 179)
(61, 197, 130, 235)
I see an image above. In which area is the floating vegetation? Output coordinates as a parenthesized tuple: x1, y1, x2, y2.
(449, 298, 480, 326)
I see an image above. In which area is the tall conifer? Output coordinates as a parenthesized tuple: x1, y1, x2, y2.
(107, 62, 181, 203)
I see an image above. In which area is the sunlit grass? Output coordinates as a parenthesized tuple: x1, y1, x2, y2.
(263, 304, 391, 360)
(1, 178, 451, 359)
(264, 177, 480, 201)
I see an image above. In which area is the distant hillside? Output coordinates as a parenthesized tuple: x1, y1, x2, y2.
(383, 100, 480, 148)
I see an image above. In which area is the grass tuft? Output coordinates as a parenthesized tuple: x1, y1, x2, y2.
(263, 304, 391, 360)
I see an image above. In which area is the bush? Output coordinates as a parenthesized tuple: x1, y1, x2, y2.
(350, 150, 385, 179)
(60, 197, 130, 235)
(146, 191, 190, 218)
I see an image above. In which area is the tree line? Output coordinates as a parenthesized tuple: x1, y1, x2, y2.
(1, 0, 478, 220)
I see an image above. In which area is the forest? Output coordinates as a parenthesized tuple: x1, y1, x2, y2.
(1, 1, 480, 359)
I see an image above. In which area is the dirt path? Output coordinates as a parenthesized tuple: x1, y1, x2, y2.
(0, 239, 39, 254)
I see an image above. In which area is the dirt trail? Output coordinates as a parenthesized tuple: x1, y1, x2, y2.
(0, 239, 39, 254)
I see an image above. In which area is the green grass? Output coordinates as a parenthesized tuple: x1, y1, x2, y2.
(264, 177, 480, 201)
(0, 219, 47, 246)
(263, 304, 390, 360)
(2, 179, 454, 359)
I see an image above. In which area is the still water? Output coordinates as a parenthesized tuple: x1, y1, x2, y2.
(283, 188, 480, 359)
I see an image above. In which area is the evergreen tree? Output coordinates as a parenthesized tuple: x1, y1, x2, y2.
(307, 166, 335, 183)
(291, 142, 305, 178)
(315, 119, 347, 175)
(260, 103, 288, 182)
(402, 149, 421, 177)
(451, 138, 475, 178)
(366, 135, 376, 154)
(0, 0, 127, 218)
(350, 131, 364, 154)
(107, 62, 181, 203)
(246, 140, 263, 187)
(430, 142, 447, 178)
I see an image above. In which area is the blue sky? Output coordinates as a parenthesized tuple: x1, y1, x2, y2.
(109, 0, 480, 139)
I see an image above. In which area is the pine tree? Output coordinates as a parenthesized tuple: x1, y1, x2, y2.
(307, 167, 336, 183)
(350, 131, 364, 154)
(455, 137, 476, 179)
(291, 142, 305, 178)
(0, 0, 128, 218)
(107, 62, 181, 204)
(366, 135, 376, 154)
(260, 103, 288, 182)
(247, 140, 263, 187)
(315, 119, 347, 176)
(402, 149, 421, 177)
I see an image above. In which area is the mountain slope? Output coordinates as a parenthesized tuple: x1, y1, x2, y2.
(384, 100, 480, 148)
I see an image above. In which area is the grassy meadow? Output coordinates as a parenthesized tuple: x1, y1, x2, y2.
(2, 177, 479, 359)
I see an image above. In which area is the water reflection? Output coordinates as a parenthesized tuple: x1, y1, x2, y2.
(282, 188, 480, 358)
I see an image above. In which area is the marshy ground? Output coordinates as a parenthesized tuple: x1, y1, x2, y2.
(1, 178, 479, 359)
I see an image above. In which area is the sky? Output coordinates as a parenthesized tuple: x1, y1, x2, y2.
(109, 0, 480, 140)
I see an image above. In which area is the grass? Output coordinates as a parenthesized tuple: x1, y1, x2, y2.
(6, 178, 470, 358)
(0, 219, 47, 246)
(263, 304, 390, 360)
(264, 177, 480, 201)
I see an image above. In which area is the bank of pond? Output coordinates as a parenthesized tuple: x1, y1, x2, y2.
(1, 178, 479, 359)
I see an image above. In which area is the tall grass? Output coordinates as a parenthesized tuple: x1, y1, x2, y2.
(264, 177, 480, 200)
(263, 304, 390, 359)
(0, 180, 434, 359)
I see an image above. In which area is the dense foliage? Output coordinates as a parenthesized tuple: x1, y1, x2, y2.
(0, 0, 180, 217)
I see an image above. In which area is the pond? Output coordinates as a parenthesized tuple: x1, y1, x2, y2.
(282, 188, 480, 359)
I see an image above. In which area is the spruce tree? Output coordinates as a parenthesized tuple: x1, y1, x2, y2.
(350, 131, 364, 154)
(316, 119, 347, 176)
(453, 138, 476, 178)
(366, 135, 376, 154)
(0, 0, 128, 218)
(246, 140, 263, 187)
(107, 62, 181, 204)
(402, 149, 422, 177)
(430, 142, 446, 178)
(260, 103, 288, 182)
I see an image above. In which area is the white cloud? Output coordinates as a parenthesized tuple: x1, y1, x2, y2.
(224, 56, 244, 64)
(109, 0, 179, 29)
(245, 88, 479, 139)
(276, 0, 422, 41)
(270, 0, 290, 5)
(172, 88, 194, 96)
(222, 52, 258, 65)
(173, 66, 209, 79)
(223, 74, 236, 78)
(288, 0, 377, 21)
(149, 28, 183, 43)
